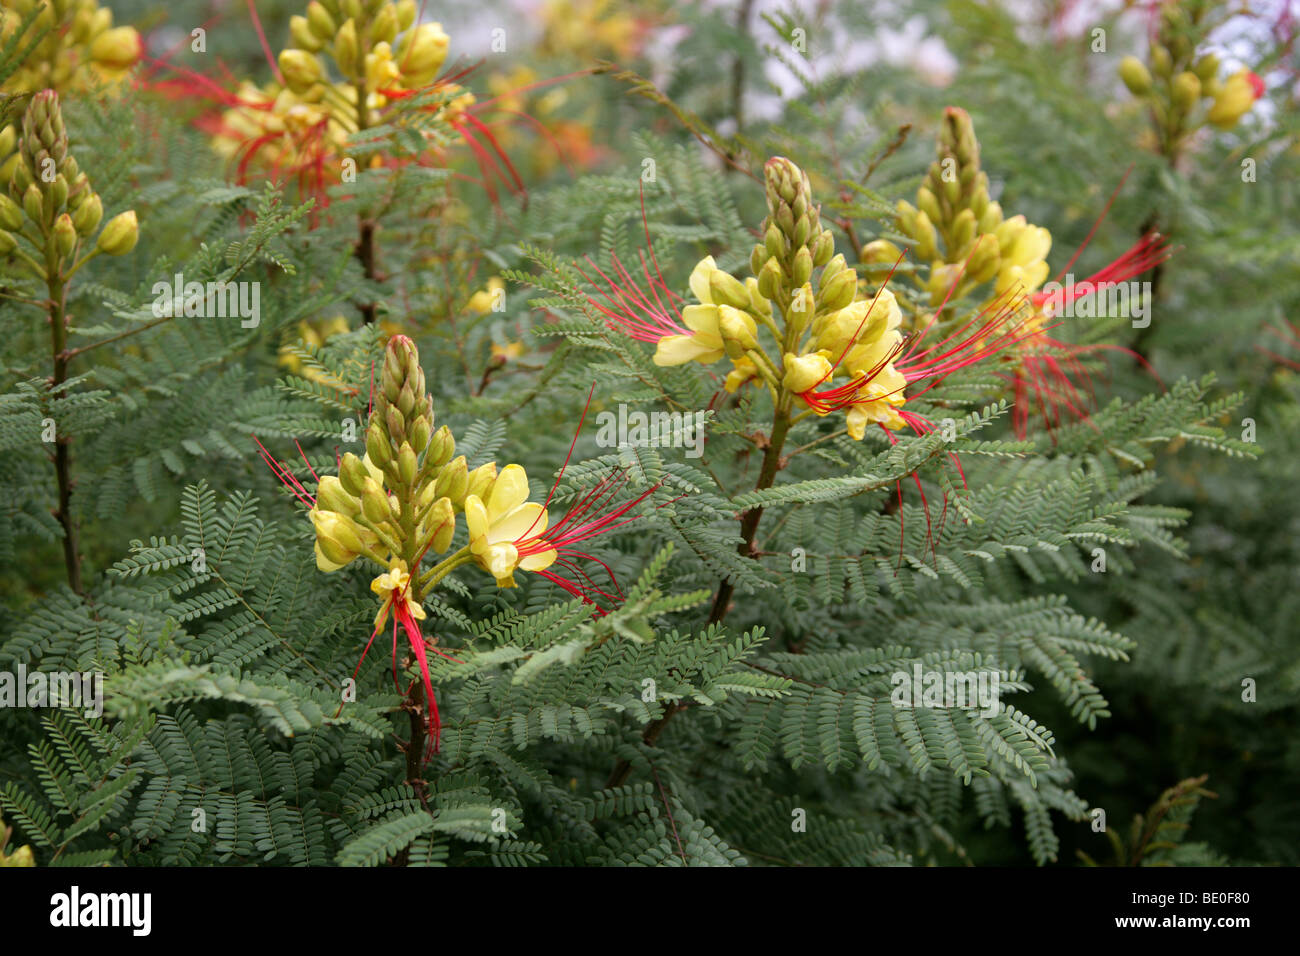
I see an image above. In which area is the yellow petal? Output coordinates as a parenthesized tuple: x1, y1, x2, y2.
(519, 548, 558, 572)
(688, 256, 718, 304)
(681, 304, 721, 336)
(493, 502, 549, 543)
(465, 495, 489, 543)
(653, 334, 724, 367)
(488, 464, 530, 516)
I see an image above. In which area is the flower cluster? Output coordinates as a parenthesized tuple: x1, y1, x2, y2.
(1118, 1, 1264, 135)
(0, 0, 141, 93)
(887, 107, 1172, 436)
(585, 155, 1029, 442)
(0, 91, 138, 283)
(261, 335, 654, 755)
(205, 0, 487, 193)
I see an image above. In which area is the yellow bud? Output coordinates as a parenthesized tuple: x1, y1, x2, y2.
(1119, 55, 1152, 96)
(465, 461, 497, 502)
(96, 210, 138, 255)
(427, 497, 455, 553)
(339, 452, 369, 496)
(0, 125, 14, 158)
(782, 352, 833, 395)
(708, 269, 751, 310)
(279, 49, 324, 94)
(1172, 72, 1201, 112)
(1207, 70, 1261, 129)
(399, 22, 450, 86)
(859, 239, 902, 266)
(0, 230, 16, 255)
(395, 0, 417, 31)
(290, 16, 325, 52)
(397, 442, 417, 486)
(435, 455, 469, 504)
(370, 3, 399, 44)
(360, 477, 390, 524)
(52, 213, 75, 257)
(89, 26, 141, 71)
(366, 420, 393, 466)
(334, 18, 360, 78)
(307, 2, 337, 40)
(23, 183, 42, 224)
(0, 193, 21, 231)
(717, 305, 758, 359)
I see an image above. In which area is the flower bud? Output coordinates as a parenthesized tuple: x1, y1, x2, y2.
(1119, 56, 1153, 96)
(757, 257, 782, 301)
(0, 193, 21, 231)
(409, 416, 431, 454)
(339, 451, 370, 496)
(912, 211, 937, 262)
(395, 0, 418, 31)
(290, 16, 325, 52)
(791, 246, 813, 288)
(89, 26, 142, 71)
(427, 424, 454, 467)
(96, 210, 138, 255)
(366, 420, 393, 467)
(52, 213, 75, 257)
(465, 461, 497, 502)
(370, 3, 399, 44)
(717, 305, 758, 360)
(435, 455, 469, 505)
(311, 509, 367, 566)
(781, 352, 833, 395)
(0, 231, 16, 255)
(360, 477, 390, 524)
(23, 183, 42, 224)
(397, 442, 417, 486)
(812, 229, 835, 267)
(0, 125, 14, 158)
(708, 269, 751, 310)
(859, 239, 902, 267)
(306, 1, 337, 40)
(426, 497, 455, 553)
(279, 49, 324, 94)
(1207, 70, 1262, 129)
(818, 263, 858, 313)
(318, 474, 361, 516)
(1172, 72, 1201, 113)
(399, 22, 449, 85)
(385, 404, 406, 446)
(1193, 53, 1220, 84)
(1150, 45, 1172, 79)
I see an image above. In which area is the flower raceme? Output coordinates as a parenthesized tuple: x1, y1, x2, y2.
(160, 0, 525, 205)
(0, 0, 142, 94)
(581, 156, 1033, 445)
(258, 336, 657, 756)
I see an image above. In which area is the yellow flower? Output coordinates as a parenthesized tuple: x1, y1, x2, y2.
(652, 304, 727, 366)
(464, 464, 556, 587)
(845, 366, 908, 438)
(370, 559, 426, 631)
(466, 276, 505, 315)
(782, 351, 834, 394)
(811, 288, 902, 356)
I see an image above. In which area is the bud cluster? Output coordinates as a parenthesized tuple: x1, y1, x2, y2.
(0, 0, 142, 93)
(1117, 2, 1263, 137)
(643, 156, 909, 437)
(214, 0, 469, 184)
(0, 91, 138, 282)
(887, 107, 1044, 307)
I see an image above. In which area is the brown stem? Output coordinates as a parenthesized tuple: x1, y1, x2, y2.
(605, 409, 791, 789)
(47, 277, 83, 595)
